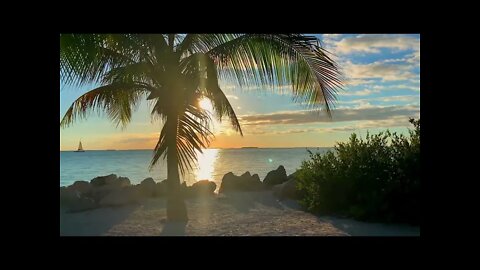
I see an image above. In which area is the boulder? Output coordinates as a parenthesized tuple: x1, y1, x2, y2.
(141, 177, 156, 185)
(117, 176, 131, 187)
(67, 180, 92, 196)
(90, 175, 131, 202)
(241, 171, 251, 179)
(219, 172, 264, 193)
(68, 197, 97, 213)
(60, 186, 80, 205)
(99, 186, 141, 207)
(273, 171, 303, 200)
(273, 178, 298, 200)
(153, 181, 167, 197)
(138, 177, 156, 197)
(90, 174, 118, 187)
(263, 165, 288, 187)
(287, 171, 299, 181)
(189, 180, 216, 196)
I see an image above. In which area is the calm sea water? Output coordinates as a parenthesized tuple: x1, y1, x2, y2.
(60, 148, 332, 189)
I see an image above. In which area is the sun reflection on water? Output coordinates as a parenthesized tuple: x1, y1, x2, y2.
(193, 148, 219, 182)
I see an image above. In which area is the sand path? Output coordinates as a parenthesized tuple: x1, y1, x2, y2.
(60, 191, 419, 236)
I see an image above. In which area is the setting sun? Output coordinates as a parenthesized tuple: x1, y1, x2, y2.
(199, 98, 213, 112)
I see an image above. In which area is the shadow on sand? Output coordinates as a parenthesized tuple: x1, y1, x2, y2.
(316, 216, 420, 236)
(160, 221, 187, 236)
(60, 204, 140, 236)
(219, 191, 284, 213)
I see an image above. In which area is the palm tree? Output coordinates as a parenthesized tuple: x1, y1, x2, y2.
(60, 34, 342, 221)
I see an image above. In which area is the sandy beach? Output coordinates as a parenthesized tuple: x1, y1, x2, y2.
(60, 191, 419, 236)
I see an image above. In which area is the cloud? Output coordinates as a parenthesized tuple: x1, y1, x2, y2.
(239, 105, 419, 126)
(333, 34, 420, 55)
(225, 95, 239, 100)
(344, 61, 417, 81)
(274, 128, 318, 134)
(240, 115, 417, 136)
(344, 78, 377, 86)
(322, 34, 343, 40)
(372, 84, 420, 92)
(375, 95, 419, 103)
(339, 89, 380, 96)
(219, 84, 295, 93)
(322, 116, 415, 133)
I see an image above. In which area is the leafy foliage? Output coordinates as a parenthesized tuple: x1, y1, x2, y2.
(297, 119, 420, 224)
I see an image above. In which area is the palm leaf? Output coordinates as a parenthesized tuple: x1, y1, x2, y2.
(60, 82, 149, 129)
(191, 34, 343, 116)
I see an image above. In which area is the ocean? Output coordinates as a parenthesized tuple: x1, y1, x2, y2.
(60, 148, 332, 189)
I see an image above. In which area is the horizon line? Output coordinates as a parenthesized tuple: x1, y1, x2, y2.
(59, 146, 334, 152)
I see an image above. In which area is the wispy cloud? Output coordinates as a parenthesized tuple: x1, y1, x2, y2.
(239, 105, 419, 126)
(344, 78, 378, 86)
(322, 116, 415, 133)
(372, 83, 420, 92)
(339, 89, 380, 96)
(344, 61, 417, 81)
(333, 34, 420, 55)
(225, 95, 239, 100)
(241, 115, 416, 136)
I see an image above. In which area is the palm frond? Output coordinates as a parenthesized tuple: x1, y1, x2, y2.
(60, 82, 149, 129)
(149, 104, 214, 174)
(191, 34, 343, 116)
(180, 52, 243, 135)
(60, 34, 155, 87)
(176, 105, 214, 174)
(101, 62, 156, 85)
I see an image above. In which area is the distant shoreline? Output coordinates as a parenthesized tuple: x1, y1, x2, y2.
(60, 147, 333, 152)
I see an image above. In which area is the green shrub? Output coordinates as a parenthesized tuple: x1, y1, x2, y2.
(297, 118, 420, 225)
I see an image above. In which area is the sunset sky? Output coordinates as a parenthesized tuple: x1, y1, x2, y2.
(60, 34, 420, 151)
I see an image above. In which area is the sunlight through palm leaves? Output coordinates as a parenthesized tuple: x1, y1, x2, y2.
(60, 34, 343, 221)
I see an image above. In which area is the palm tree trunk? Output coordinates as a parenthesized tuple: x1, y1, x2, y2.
(165, 115, 188, 222)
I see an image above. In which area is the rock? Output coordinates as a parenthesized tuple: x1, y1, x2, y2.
(141, 177, 156, 185)
(68, 197, 97, 212)
(189, 180, 216, 196)
(153, 181, 167, 197)
(117, 176, 131, 187)
(263, 165, 288, 187)
(273, 178, 298, 200)
(273, 171, 303, 200)
(287, 171, 299, 181)
(60, 186, 79, 205)
(138, 177, 156, 197)
(90, 174, 118, 187)
(218, 172, 237, 193)
(90, 175, 131, 202)
(219, 172, 264, 193)
(67, 181, 92, 196)
(241, 171, 251, 179)
(99, 186, 141, 207)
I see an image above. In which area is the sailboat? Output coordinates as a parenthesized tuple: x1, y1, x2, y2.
(74, 140, 85, 152)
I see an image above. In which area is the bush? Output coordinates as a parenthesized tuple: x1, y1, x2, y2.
(297, 118, 420, 225)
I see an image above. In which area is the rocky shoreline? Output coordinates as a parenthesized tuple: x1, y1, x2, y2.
(60, 165, 299, 213)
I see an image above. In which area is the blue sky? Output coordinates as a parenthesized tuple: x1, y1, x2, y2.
(60, 34, 420, 150)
